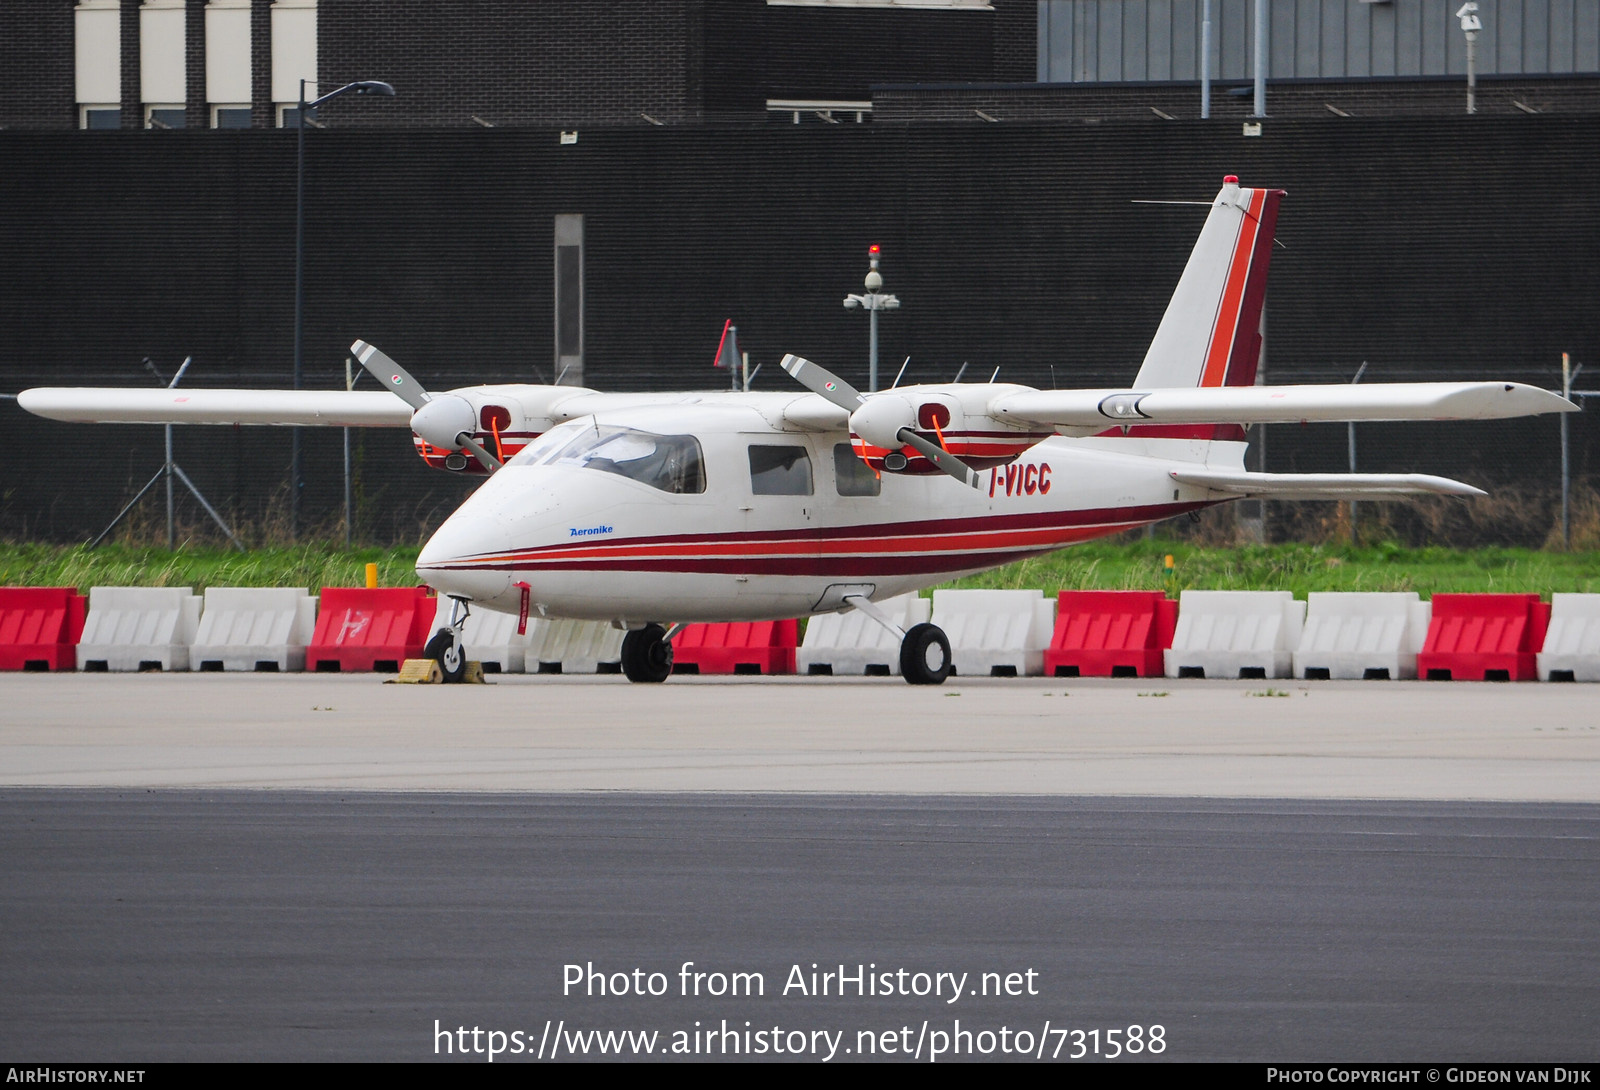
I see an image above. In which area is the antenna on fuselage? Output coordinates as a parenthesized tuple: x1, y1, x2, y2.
(890, 356, 910, 388)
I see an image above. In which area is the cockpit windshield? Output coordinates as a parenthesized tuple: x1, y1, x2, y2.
(509, 423, 705, 494)
(506, 421, 587, 467)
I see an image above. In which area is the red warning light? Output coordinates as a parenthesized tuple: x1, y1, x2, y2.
(868, 243, 881, 255)
(1223, 174, 1239, 184)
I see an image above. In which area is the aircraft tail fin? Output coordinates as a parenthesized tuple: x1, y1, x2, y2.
(1133, 177, 1284, 393)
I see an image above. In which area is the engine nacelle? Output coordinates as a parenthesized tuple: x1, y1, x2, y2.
(410, 387, 542, 473)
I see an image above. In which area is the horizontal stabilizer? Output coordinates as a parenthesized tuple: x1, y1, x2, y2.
(991, 382, 1576, 430)
(1170, 469, 1486, 499)
(18, 388, 415, 427)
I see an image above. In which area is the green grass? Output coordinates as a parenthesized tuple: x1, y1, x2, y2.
(937, 538, 1600, 598)
(3, 538, 1597, 597)
(0, 543, 421, 593)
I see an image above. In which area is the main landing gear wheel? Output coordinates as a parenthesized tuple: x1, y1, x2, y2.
(425, 628, 467, 684)
(900, 622, 952, 686)
(621, 623, 674, 684)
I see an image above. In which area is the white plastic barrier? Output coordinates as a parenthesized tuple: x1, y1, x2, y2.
(77, 587, 201, 672)
(797, 593, 931, 677)
(189, 587, 317, 672)
(1293, 592, 1430, 681)
(1165, 590, 1305, 680)
(429, 599, 527, 674)
(1537, 593, 1600, 682)
(524, 617, 624, 674)
(931, 589, 1055, 678)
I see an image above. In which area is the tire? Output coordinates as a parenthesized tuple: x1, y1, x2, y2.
(425, 628, 467, 684)
(621, 624, 674, 684)
(900, 622, 952, 685)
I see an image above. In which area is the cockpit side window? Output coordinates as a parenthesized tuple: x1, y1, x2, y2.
(541, 425, 705, 493)
(833, 443, 881, 497)
(748, 444, 813, 496)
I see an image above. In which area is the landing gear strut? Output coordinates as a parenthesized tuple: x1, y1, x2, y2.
(425, 595, 470, 684)
(621, 623, 674, 683)
(900, 622, 952, 685)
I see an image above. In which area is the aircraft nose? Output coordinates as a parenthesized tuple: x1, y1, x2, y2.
(416, 512, 512, 604)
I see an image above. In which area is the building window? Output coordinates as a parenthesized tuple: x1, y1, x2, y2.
(80, 106, 121, 130)
(140, 0, 186, 115)
(212, 105, 252, 128)
(76, 1, 122, 127)
(145, 105, 186, 129)
(272, 0, 318, 123)
(206, 0, 252, 119)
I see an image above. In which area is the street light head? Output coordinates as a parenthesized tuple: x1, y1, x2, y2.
(307, 79, 398, 110)
(843, 297, 860, 309)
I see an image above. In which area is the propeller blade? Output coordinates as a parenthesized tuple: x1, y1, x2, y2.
(780, 354, 864, 413)
(896, 428, 983, 489)
(352, 340, 431, 411)
(459, 435, 503, 473)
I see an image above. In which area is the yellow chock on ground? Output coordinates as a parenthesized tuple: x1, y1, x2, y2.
(389, 659, 443, 684)
(386, 659, 489, 685)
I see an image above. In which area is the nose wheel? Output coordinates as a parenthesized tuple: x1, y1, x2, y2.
(621, 623, 674, 683)
(425, 595, 471, 684)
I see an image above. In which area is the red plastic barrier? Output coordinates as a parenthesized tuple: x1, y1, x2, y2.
(672, 620, 798, 676)
(1043, 590, 1177, 678)
(0, 587, 87, 671)
(308, 587, 435, 673)
(1416, 593, 1549, 681)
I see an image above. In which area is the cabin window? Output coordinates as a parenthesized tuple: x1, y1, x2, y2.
(546, 425, 705, 494)
(833, 443, 881, 497)
(748, 445, 813, 496)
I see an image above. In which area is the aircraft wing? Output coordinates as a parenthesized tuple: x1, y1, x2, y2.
(989, 382, 1576, 429)
(17, 388, 414, 427)
(1169, 468, 1486, 499)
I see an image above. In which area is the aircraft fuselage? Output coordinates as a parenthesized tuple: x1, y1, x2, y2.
(415, 403, 1229, 626)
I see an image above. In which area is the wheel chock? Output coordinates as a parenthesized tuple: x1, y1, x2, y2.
(388, 658, 443, 684)
(386, 659, 490, 684)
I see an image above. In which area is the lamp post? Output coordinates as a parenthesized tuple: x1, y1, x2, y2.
(1457, 3, 1482, 114)
(292, 77, 395, 539)
(842, 243, 900, 392)
(1252, 0, 1267, 118)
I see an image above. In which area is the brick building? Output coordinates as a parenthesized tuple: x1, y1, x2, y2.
(0, 0, 1036, 130)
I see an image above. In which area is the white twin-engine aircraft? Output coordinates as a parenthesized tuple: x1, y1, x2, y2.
(20, 177, 1576, 684)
